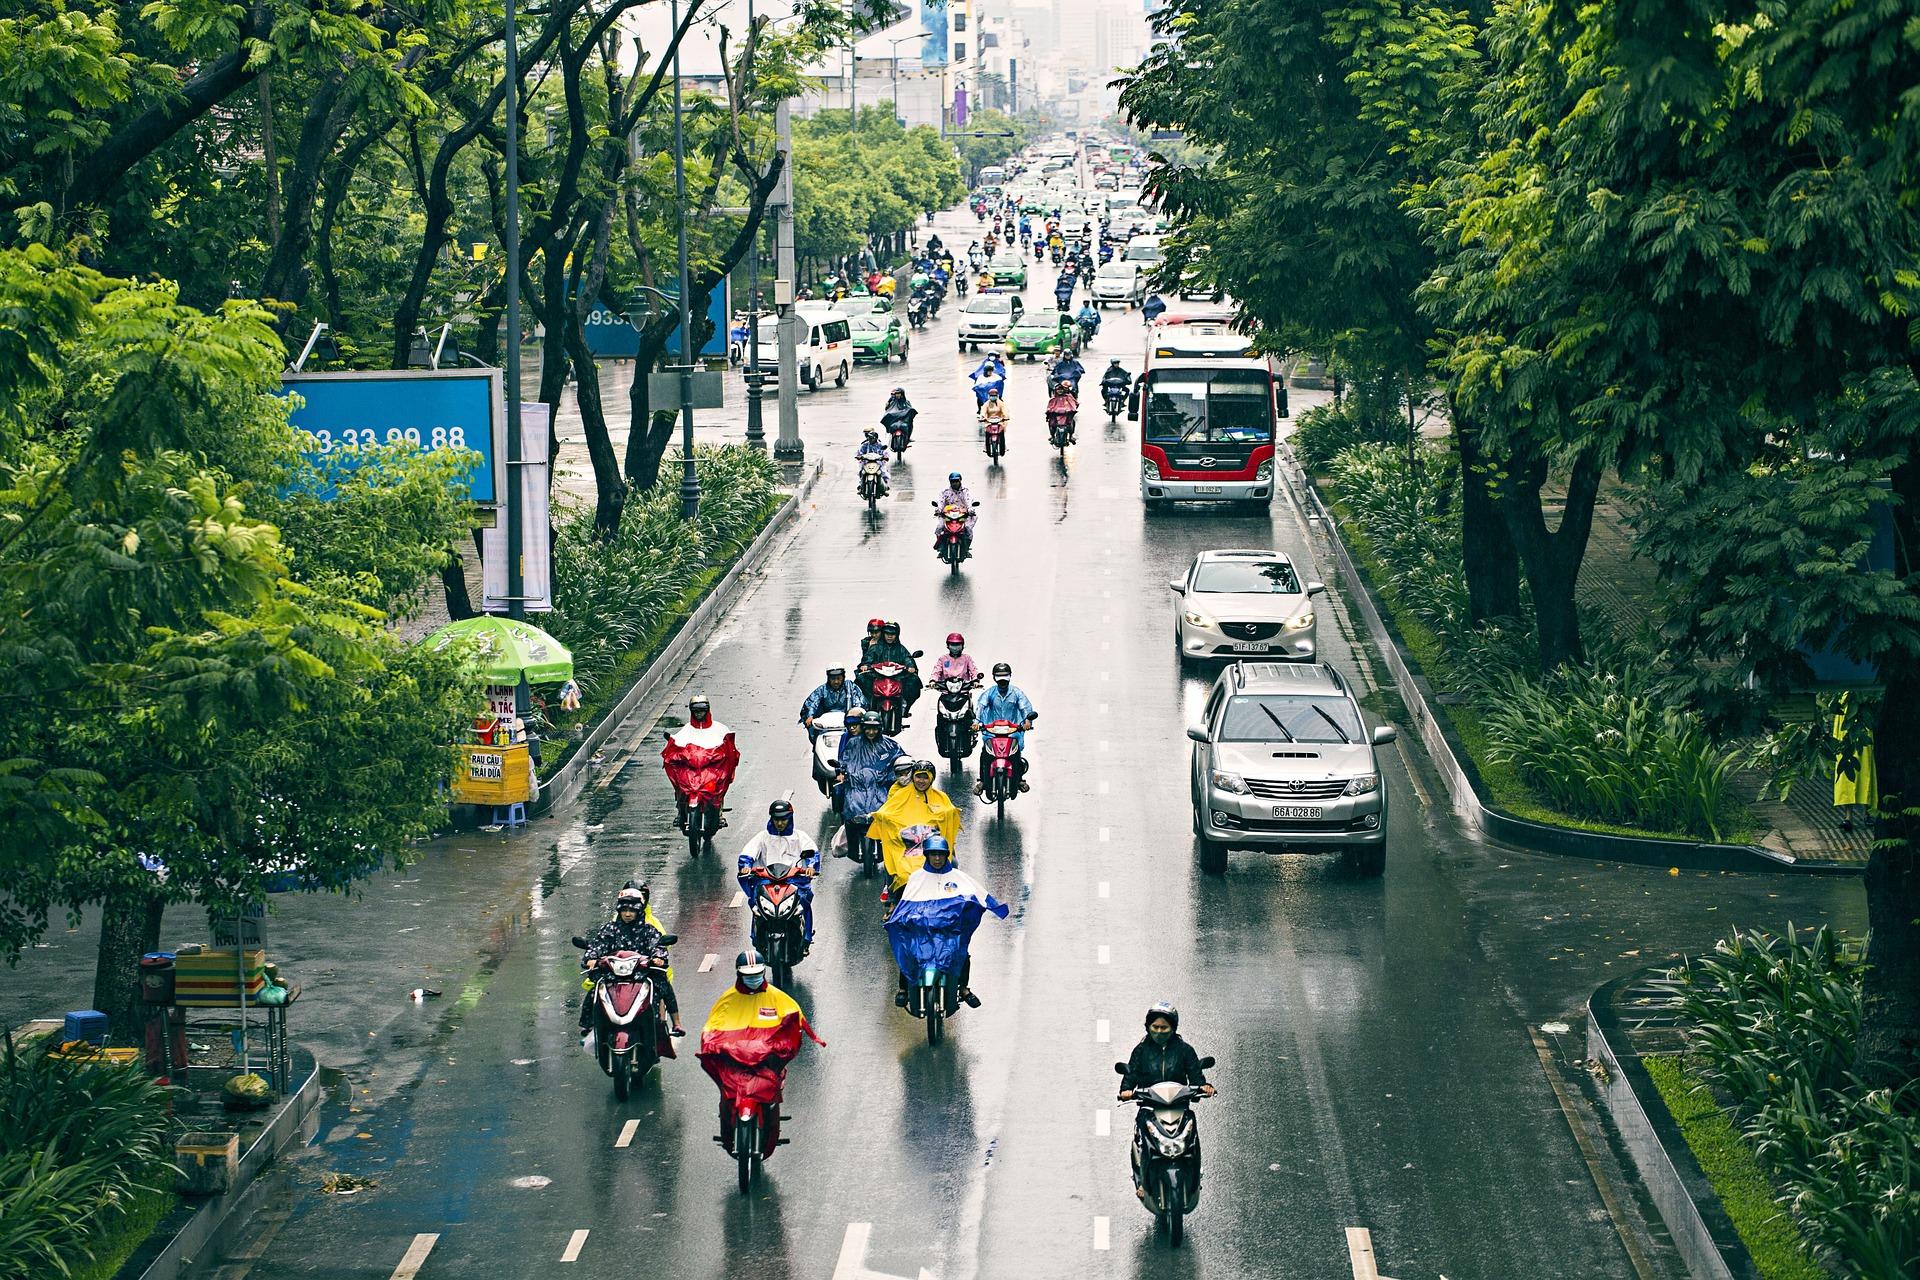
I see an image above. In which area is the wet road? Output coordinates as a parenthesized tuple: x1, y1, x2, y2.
(2, 203, 1866, 1279)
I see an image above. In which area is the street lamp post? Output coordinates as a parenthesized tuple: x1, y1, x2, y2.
(503, 0, 524, 624)
(743, 0, 765, 451)
(671, 0, 699, 519)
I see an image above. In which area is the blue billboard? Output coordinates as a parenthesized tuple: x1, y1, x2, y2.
(588, 283, 729, 360)
(279, 369, 503, 505)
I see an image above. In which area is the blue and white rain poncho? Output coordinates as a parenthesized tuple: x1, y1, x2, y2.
(884, 864, 1009, 981)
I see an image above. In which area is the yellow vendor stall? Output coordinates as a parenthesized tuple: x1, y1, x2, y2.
(424, 616, 576, 825)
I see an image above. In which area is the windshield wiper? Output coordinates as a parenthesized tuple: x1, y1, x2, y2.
(1309, 704, 1351, 743)
(1258, 704, 1295, 742)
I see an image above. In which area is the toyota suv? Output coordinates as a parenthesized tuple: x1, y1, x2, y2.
(1187, 662, 1393, 876)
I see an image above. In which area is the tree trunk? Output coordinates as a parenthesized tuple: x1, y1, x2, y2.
(92, 891, 165, 1044)
(259, 74, 282, 246)
(1500, 446, 1602, 671)
(259, 73, 355, 309)
(441, 545, 478, 622)
(566, 312, 626, 536)
(1861, 447, 1920, 1069)
(1450, 400, 1521, 623)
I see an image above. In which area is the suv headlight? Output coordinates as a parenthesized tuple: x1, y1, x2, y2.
(1344, 774, 1380, 796)
(1287, 610, 1314, 630)
(1257, 460, 1274, 481)
(1183, 610, 1216, 629)
(1210, 770, 1249, 795)
(1142, 459, 1162, 481)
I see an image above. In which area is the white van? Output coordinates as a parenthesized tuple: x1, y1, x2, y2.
(1123, 234, 1165, 266)
(754, 304, 853, 390)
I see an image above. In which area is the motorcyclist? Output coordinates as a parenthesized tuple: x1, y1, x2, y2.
(885, 833, 1007, 1010)
(579, 882, 684, 1044)
(854, 428, 892, 494)
(662, 694, 739, 833)
(976, 268, 995, 294)
(1101, 358, 1132, 403)
(930, 632, 979, 683)
(699, 949, 822, 1157)
(1045, 380, 1079, 443)
(973, 662, 1037, 794)
(1051, 352, 1086, 396)
(970, 353, 1007, 407)
(881, 388, 918, 446)
(979, 393, 1009, 446)
(1053, 272, 1074, 311)
(1075, 299, 1101, 342)
(933, 471, 977, 558)
(1118, 1002, 1215, 1197)
(858, 620, 922, 714)
(738, 799, 820, 944)
(926, 233, 944, 257)
(967, 242, 985, 271)
(870, 760, 962, 899)
(832, 709, 906, 858)
(1142, 292, 1167, 323)
(859, 616, 886, 659)
(799, 666, 864, 731)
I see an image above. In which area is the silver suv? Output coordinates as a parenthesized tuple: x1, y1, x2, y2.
(1186, 662, 1394, 876)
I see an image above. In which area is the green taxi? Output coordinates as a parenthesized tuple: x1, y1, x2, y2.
(849, 313, 909, 363)
(988, 254, 1030, 288)
(1005, 308, 1070, 359)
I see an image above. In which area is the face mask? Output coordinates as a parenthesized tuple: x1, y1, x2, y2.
(997, 680, 1010, 692)
(740, 972, 767, 992)
(947, 645, 962, 656)
(1150, 1029, 1172, 1046)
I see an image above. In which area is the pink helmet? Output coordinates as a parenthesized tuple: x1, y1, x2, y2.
(946, 632, 965, 646)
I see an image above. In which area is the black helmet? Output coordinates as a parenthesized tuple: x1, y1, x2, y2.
(910, 759, 937, 779)
(992, 662, 1012, 679)
(736, 948, 769, 991)
(769, 799, 794, 822)
(1145, 1001, 1179, 1032)
(881, 620, 900, 636)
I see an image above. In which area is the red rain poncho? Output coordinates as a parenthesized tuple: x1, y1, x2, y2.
(662, 719, 740, 807)
(698, 985, 823, 1157)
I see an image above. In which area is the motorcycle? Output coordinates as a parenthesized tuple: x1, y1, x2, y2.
(748, 863, 810, 990)
(1050, 244, 1064, 265)
(933, 676, 982, 770)
(863, 658, 919, 735)
(904, 956, 964, 1046)
(955, 273, 969, 298)
(1047, 398, 1078, 453)
(1078, 315, 1099, 347)
(934, 500, 979, 576)
(885, 412, 913, 460)
(808, 709, 847, 800)
(1115, 1060, 1217, 1247)
(859, 458, 887, 511)
(1033, 240, 1045, 262)
(1103, 383, 1128, 420)
(572, 936, 678, 1101)
(978, 719, 1029, 816)
(907, 294, 931, 330)
(983, 413, 1007, 463)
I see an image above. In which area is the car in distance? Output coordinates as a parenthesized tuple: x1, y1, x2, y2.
(1092, 261, 1145, 308)
(987, 253, 1030, 289)
(1005, 309, 1068, 359)
(958, 292, 1024, 352)
(1170, 549, 1323, 664)
(1187, 661, 1393, 875)
(849, 313, 909, 364)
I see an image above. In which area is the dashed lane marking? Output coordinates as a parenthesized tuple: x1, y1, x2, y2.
(1093, 1217, 1111, 1251)
(1097, 945, 1110, 965)
(615, 1120, 639, 1149)
(1344, 1227, 1399, 1280)
(729, 890, 746, 908)
(1094, 1109, 1111, 1137)
(698, 953, 718, 973)
(1098, 780, 1110, 794)
(1098, 827, 1110, 843)
(560, 1229, 589, 1263)
(1097, 881, 1110, 899)
(1095, 1019, 1110, 1043)
(388, 1235, 439, 1280)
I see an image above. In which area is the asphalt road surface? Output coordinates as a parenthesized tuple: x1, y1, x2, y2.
(2, 203, 1866, 1280)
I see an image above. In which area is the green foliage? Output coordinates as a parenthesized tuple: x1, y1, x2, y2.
(1672, 928, 1920, 1278)
(0, 1045, 175, 1280)
(1642, 1055, 1827, 1280)
(1288, 397, 1407, 473)
(789, 110, 965, 266)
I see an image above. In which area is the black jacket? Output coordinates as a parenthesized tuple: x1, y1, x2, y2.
(1122, 1034, 1208, 1091)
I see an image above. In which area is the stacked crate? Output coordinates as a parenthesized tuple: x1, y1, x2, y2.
(172, 948, 267, 1007)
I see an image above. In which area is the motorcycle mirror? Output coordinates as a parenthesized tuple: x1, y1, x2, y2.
(828, 758, 842, 768)
(570, 936, 589, 949)
(1199, 1056, 1217, 1070)
(659, 934, 679, 947)
(911, 649, 924, 658)
(1113, 1062, 1128, 1075)
(971, 501, 981, 507)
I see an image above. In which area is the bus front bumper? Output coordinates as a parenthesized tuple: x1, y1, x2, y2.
(1140, 476, 1272, 502)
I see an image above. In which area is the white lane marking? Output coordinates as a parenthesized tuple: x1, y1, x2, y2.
(1093, 1216, 1111, 1250)
(729, 890, 746, 908)
(1098, 827, 1110, 843)
(1095, 1019, 1111, 1043)
(1098, 881, 1110, 898)
(389, 1235, 439, 1280)
(560, 1229, 589, 1262)
(1100, 670, 1110, 682)
(1094, 1108, 1111, 1137)
(614, 1119, 639, 1149)
(1098, 740, 1109, 752)
(1098, 780, 1110, 794)
(1097, 945, 1110, 965)
(698, 953, 718, 973)
(1098, 702, 1109, 714)
(832, 1224, 874, 1280)
(1345, 1227, 1401, 1280)
(1394, 738, 1432, 809)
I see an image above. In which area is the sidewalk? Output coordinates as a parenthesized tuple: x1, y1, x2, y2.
(1577, 487, 1871, 865)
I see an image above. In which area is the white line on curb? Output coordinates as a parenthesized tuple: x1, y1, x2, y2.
(560, 1229, 589, 1262)
(615, 1120, 639, 1149)
(389, 1234, 439, 1280)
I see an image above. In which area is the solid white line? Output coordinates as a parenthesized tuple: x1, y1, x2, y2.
(614, 1119, 639, 1149)
(1346, 1226, 1384, 1280)
(698, 953, 718, 973)
(560, 1229, 589, 1263)
(1097, 881, 1110, 899)
(1094, 1109, 1111, 1137)
(1097, 944, 1110, 965)
(832, 1223, 873, 1280)
(1098, 827, 1111, 843)
(1093, 1216, 1111, 1250)
(389, 1235, 439, 1280)
(1095, 1019, 1111, 1043)
(729, 890, 746, 908)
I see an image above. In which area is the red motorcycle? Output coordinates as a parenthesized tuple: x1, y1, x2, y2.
(662, 718, 739, 857)
(979, 719, 1031, 817)
(748, 864, 811, 989)
(864, 659, 917, 735)
(1046, 392, 1079, 452)
(571, 938, 677, 1101)
(934, 499, 979, 576)
(983, 413, 1008, 462)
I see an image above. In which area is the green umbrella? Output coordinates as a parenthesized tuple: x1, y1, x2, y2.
(423, 616, 574, 686)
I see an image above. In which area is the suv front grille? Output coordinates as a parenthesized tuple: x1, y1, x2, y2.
(1246, 778, 1349, 800)
(1220, 621, 1282, 642)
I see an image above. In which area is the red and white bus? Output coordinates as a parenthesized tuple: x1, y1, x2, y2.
(1136, 327, 1284, 508)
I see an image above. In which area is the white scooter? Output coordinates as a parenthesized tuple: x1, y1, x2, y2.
(809, 709, 847, 806)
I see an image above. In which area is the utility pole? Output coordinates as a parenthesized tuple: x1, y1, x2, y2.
(503, 0, 524, 624)
(772, 98, 803, 464)
(672, 0, 700, 519)
(743, 0, 765, 450)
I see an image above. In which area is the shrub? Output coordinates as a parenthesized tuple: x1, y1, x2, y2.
(1289, 397, 1406, 473)
(0, 1045, 175, 1280)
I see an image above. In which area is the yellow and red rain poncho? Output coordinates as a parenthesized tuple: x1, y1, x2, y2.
(867, 779, 962, 890)
(697, 983, 823, 1157)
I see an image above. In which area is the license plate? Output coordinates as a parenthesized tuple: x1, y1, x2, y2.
(1271, 805, 1322, 820)
(1229, 641, 1269, 653)
(1194, 485, 1223, 494)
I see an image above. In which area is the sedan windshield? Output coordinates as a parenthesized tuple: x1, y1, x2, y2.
(1192, 559, 1299, 594)
(1022, 311, 1064, 329)
(1218, 695, 1361, 744)
(968, 296, 1013, 314)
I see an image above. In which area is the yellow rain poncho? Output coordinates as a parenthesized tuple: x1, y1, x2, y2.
(868, 780, 962, 888)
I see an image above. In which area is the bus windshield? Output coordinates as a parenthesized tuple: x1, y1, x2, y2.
(1143, 371, 1274, 444)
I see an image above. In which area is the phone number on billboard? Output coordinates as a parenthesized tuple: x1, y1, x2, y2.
(304, 426, 472, 453)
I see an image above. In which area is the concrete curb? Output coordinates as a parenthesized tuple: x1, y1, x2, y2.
(121, 1047, 323, 1280)
(534, 460, 822, 816)
(1284, 451, 1860, 876)
(1586, 975, 1757, 1280)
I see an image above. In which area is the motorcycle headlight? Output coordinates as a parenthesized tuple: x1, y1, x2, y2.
(1210, 770, 1249, 795)
(1344, 773, 1380, 796)
(1183, 610, 1216, 629)
(1287, 610, 1314, 630)
(1142, 459, 1161, 481)
(1156, 1136, 1187, 1157)
(1257, 460, 1274, 481)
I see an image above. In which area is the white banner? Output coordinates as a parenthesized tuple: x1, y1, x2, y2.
(481, 403, 553, 612)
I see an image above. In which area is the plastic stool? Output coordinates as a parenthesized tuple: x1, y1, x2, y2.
(492, 803, 528, 827)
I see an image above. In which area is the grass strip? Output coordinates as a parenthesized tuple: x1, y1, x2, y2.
(1642, 1055, 1826, 1280)
(68, 1186, 176, 1280)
